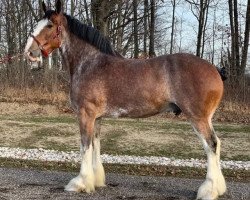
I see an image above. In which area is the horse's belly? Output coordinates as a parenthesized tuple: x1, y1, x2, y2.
(104, 100, 170, 118)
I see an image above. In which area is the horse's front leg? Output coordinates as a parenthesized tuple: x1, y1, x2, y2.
(65, 109, 95, 193)
(92, 118, 105, 187)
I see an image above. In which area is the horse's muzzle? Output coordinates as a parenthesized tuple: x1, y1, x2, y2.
(25, 51, 41, 62)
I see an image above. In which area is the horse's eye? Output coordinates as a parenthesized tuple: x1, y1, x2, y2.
(47, 24, 53, 28)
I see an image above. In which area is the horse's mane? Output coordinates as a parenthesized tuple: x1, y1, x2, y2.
(44, 10, 118, 56)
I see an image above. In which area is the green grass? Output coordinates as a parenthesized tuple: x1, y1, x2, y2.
(2, 115, 249, 134)
(0, 115, 249, 161)
(103, 118, 192, 132)
(45, 140, 78, 152)
(214, 124, 250, 134)
(0, 115, 77, 124)
(15, 127, 76, 149)
(102, 129, 128, 154)
(32, 127, 75, 137)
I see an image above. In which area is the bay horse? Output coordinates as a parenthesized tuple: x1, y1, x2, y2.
(24, 1, 226, 199)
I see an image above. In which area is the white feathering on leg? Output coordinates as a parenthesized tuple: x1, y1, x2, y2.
(93, 137, 105, 187)
(196, 136, 226, 200)
(215, 137, 226, 195)
(65, 144, 95, 193)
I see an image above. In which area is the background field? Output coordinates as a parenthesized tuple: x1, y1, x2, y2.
(0, 102, 249, 162)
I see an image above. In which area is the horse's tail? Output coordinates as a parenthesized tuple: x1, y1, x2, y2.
(216, 67, 227, 81)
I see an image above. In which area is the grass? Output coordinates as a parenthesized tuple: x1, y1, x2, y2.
(214, 124, 250, 134)
(0, 115, 249, 161)
(32, 127, 75, 137)
(104, 118, 191, 132)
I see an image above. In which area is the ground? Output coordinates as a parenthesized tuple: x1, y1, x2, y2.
(0, 168, 249, 200)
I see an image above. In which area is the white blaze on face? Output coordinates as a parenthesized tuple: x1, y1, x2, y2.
(24, 19, 49, 53)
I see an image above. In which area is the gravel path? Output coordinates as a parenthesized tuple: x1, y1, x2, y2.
(0, 147, 249, 170)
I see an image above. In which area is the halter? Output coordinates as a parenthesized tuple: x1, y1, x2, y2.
(31, 25, 62, 57)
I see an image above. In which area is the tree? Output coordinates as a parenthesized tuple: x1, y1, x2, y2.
(228, 0, 249, 85)
(91, 0, 108, 36)
(170, 0, 176, 54)
(186, 0, 211, 58)
(241, 0, 250, 73)
(133, 0, 139, 58)
(143, 0, 149, 56)
(84, 0, 92, 26)
(149, 0, 156, 57)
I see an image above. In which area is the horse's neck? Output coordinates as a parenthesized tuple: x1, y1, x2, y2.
(60, 33, 101, 76)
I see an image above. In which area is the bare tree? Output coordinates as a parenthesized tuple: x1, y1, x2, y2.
(186, 0, 211, 58)
(228, 0, 248, 84)
(143, 0, 149, 56)
(133, 0, 139, 58)
(84, 0, 92, 25)
(241, 0, 250, 72)
(149, 0, 156, 57)
(170, 0, 176, 54)
(91, 0, 108, 36)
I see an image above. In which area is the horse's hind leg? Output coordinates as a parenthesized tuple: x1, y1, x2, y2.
(192, 117, 226, 200)
(65, 108, 95, 193)
(92, 119, 105, 187)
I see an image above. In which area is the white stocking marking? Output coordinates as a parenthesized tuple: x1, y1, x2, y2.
(196, 135, 226, 199)
(65, 143, 95, 193)
(93, 137, 105, 187)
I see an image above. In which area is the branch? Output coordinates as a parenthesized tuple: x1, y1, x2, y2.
(26, 0, 39, 22)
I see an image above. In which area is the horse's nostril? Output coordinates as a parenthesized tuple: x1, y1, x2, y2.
(29, 50, 40, 58)
(26, 51, 41, 62)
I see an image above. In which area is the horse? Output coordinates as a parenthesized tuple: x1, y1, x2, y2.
(24, 1, 227, 199)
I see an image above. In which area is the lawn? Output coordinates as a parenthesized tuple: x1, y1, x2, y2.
(0, 114, 249, 161)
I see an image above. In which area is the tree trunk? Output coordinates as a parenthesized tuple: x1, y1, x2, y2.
(228, 0, 235, 79)
(233, 0, 241, 77)
(170, 0, 176, 54)
(201, 0, 209, 58)
(211, 9, 216, 64)
(133, 0, 139, 58)
(84, 0, 92, 26)
(149, 0, 156, 57)
(196, 0, 209, 58)
(71, 0, 76, 16)
(143, 0, 149, 56)
(241, 0, 250, 72)
(116, 1, 123, 53)
(91, 0, 108, 36)
(26, 0, 39, 22)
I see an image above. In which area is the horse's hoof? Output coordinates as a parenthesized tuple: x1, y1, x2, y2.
(217, 173, 226, 196)
(94, 168, 106, 187)
(95, 182, 106, 188)
(65, 176, 95, 193)
(196, 179, 218, 200)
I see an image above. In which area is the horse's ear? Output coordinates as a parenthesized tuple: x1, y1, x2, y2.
(42, 1, 47, 13)
(55, 0, 62, 14)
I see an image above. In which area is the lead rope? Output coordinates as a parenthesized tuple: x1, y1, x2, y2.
(0, 53, 25, 64)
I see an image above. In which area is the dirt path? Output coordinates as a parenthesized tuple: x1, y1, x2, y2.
(0, 167, 249, 200)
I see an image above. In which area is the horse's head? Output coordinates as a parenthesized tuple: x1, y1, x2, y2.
(25, 0, 65, 62)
